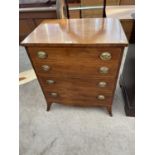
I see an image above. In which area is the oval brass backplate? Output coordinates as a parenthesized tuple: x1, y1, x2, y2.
(46, 80, 55, 84)
(97, 95, 105, 100)
(98, 81, 107, 88)
(99, 66, 109, 74)
(50, 92, 58, 97)
(100, 52, 111, 60)
(37, 51, 47, 59)
(42, 65, 50, 71)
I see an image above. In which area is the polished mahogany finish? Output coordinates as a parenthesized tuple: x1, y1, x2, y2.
(22, 18, 128, 116)
(22, 18, 128, 46)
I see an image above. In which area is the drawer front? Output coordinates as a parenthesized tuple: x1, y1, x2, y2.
(32, 61, 119, 78)
(28, 47, 122, 64)
(38, 76, 115, 92)
(44, 88, 113, 106)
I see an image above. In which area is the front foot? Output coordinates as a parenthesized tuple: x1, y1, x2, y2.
(46, 103, 52, 111)
(107, 106, 112, 117)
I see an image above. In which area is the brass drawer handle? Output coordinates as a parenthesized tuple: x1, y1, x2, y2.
(50, 92, 58, 97)
(37, 51, 47, 59)
(42, 65, 50, 71)
(98, 81, 107, 87)
(46, 80, 55, 84)
(100, 52, 111, 60)
(97, 95, 105, 100)
(99, 66, 109, 74)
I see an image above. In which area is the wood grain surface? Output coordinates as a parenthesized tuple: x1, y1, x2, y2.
(21, 18, 128, 47)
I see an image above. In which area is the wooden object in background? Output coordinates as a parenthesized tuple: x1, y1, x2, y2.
(81, 0, 116, 18)
(119, 0, 135, 5)
(19, 19, 36, 42)
(81, 0, 107, 18)
(64, 0, 107, 18)
(69, 3, 81, 18)
(21, 18, 128, 116)
(19, 2, 57, 42)
(120, 19, 134, 43)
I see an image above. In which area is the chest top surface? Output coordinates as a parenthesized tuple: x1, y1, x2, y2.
(21, 18, 128, 47)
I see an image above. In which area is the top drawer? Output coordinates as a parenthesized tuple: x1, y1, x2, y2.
(27, 47, 122, 64)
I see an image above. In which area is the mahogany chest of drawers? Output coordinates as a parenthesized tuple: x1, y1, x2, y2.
(22, 18, 128, 116)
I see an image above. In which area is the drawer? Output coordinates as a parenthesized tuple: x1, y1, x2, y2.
(32, 61, 120, 78)
(44, 89, 113, 106)
(38, 76, 116, 92)
(27, 47, 122, 64)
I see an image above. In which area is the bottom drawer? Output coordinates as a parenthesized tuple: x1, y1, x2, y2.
(44, 89, 113, 106)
